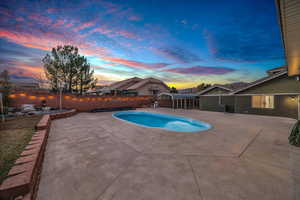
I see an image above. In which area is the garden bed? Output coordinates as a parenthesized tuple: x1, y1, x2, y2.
(0, 109, 77, 200)
(0, 116, 42, 184)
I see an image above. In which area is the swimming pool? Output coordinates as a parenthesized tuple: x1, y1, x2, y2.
(113, 111, 211, 132)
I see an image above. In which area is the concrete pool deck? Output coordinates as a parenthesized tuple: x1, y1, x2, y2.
(37, 108, 300, 200)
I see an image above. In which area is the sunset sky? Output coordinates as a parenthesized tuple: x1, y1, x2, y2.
(0, 0, 285, 89)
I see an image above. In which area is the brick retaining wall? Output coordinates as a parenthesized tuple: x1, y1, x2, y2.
(8, 92, 152, 112)
(0, 109, 77, 200)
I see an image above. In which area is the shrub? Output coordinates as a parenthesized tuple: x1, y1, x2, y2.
(289, 120, 300, 147)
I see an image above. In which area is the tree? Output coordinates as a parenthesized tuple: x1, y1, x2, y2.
(196, 83, 211, 92)
(74, 56, 97, 94)
(0, 70, 11, 114)
(43, 45, 97, 94)
(170, 86, 178, 93)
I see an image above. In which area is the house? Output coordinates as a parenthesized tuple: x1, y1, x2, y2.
(198, 66, 300, 119)
(109, 77, 170, 96)
(86, 86, 112, 95)
(233, 66, 300, 119)
(275, 0, 300, 76)
(197, 82, 248, 113)
(12, 82, 40, 90)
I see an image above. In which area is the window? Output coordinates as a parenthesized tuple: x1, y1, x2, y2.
(252, 95, 274, 109)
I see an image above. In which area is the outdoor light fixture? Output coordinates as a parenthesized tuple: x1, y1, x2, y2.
(8, 94, 16, 98)
(290, 96, 296, 101)
(29, 96, 36, 100)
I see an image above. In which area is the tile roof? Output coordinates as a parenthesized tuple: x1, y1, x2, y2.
(109, 77, 142, 90)
(127, 77, 167, 90)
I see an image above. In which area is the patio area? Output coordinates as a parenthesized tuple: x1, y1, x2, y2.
(37, 108, 300, 200)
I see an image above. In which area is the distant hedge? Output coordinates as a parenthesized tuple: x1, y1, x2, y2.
(289, 120, 300, 147)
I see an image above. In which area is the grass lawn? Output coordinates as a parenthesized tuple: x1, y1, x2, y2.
(0, 115, 41, 184)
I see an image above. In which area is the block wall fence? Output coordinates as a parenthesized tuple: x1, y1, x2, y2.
(7, 91, 153, 112)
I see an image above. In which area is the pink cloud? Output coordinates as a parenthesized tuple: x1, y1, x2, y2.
(203, 29, 217, 56)
(88, 26, 139, 40)
(73, 21, 96, 32)
(162, 66, 236, 75)
(0, 7, 13, 17)
(64, 21, 75, 28)
(16, 17, 24, 22)
(128, 15, 142, 21)
(102, 57, 169, 70)
(116, 30, 138, 39)
(52, 19, 65, 27)
(92, 27, 113, 35)
(0, 28, 108, 58)
(47, 8, 57, 14)
(28, 14, 52, 26)
(1, 60, 44, 78)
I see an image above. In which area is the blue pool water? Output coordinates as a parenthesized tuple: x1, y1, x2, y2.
(113, 112, 211, 132)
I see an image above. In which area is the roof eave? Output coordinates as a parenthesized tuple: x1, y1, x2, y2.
(197, 85, 232, 95)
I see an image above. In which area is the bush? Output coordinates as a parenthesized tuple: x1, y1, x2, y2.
(289, 120, 300, 147)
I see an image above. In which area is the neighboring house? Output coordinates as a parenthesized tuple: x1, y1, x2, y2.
(198, 66, 300, 119)
(109, 77, 169, 96)
(110, 77, 142, 91)
(86, 85, 111, 95)
(12, 82, 40, 90)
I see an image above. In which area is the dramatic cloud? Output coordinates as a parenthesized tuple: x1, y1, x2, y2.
(154, 46, 202, 63)
(0, 59, 44, 78)
(162, 66, 236, 75)
(0, 28, 108, 57)
(102, 57, 170, 70)
(0, 0, 285, 88)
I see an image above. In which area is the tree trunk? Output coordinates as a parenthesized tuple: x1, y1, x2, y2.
(68, 76, 73, 93)
(80, 74, 83, 95)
